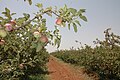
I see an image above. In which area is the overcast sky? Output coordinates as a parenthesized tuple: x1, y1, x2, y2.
(0, 0, 120, 52)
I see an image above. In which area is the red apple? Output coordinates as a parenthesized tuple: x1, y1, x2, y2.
(0, 39, 5, 45)
(19, 63, 24, 69)
(56, 18, 62, 25)
(5, 23, 13, 31)
(40, 35, 48, 43)
(10, 20, 16, 26)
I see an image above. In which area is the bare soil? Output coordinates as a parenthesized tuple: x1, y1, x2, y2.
(47, 56, 92, 80)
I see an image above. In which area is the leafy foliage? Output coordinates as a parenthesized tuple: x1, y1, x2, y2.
(0, 1, 87, 79)
(51, 29, 120, 80)
(0, 8, 49, 79)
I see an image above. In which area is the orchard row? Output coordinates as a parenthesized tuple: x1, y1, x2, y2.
(51, 29, 120, 80)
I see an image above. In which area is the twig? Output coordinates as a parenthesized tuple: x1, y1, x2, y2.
(14, 17, 37, 30)
(51, 11, 60, 17)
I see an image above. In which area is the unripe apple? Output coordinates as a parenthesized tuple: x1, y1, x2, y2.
(40, 35, 48, 43)
(0, 29, 7, 37)
(10, 20, 16, 26)
(33, 31, 41, 38)
(56, 18, 62, 25)
(19, 63, 24, 69)
(0, 39, 5, 45)
(5, 23, 13, 31)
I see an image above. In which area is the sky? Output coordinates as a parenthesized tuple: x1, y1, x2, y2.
(0, 0, 120, 52)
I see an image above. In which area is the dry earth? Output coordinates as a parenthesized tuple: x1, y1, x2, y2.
(47, 56, 93, 80)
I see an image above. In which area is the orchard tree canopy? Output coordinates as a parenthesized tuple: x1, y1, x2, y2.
(0, 0, 87, 51)
(0, 0, 87, 79)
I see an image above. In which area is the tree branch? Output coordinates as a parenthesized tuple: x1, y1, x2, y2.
(14, 17, 37, 30)
(13, 10, 60, 31)
(51, 11, 60, 17)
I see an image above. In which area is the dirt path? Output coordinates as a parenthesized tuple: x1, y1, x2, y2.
(47, 56, 90, 80)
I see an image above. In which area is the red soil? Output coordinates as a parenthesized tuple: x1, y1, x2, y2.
(47, 56, 87, 80)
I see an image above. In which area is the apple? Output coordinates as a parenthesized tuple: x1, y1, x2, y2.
(0, 39, 5, 45)
(56, 18, 62, 25)
(0, 25, 2, 28)
(10, 20, 16, 26)
(0, 30, 7, 37)
(33, 31, 41, 38)
(40, 35, 48, 43)
(19, 63, 24, 69)
(5, 23, 13, 31)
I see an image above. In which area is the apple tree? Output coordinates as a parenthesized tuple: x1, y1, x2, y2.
(0, 0, 87, 79)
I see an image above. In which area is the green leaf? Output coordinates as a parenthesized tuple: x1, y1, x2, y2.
(30, 42, 37, 48)
(28, 0, 32, 5)
(4, 8, 11, 19)
(4, 46, 9, 51)
(23, 13, 30, 20)
(62, 22, 66, 27)
(11, 13, 16, 16)
(17, 17, 26, 26)
(80, 9, 86, 13)
(36, 3, 43, 8)
(0, 29, 7, 38)
(68, 23, 70, 30)
(73, 23, 77, 32)
(63, 4, 67, 11)
(65, 10, 70, 16)
(2, 12, 6, 15)
(5, 7, 10, 14)
(45, 7, 52, 11)
(75, 20, 81, 26)
(49, 34, 53, 40)
(69, 8, 77, 14)
(77, 9, 86, 16)
(54, 39, 57, 46)
(80, 15, 87, 22)
(0, 16, 3, 20)
(36, 42, 42, 52)
(54, 38, 61, 48)
(57, 39, 60, 48)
